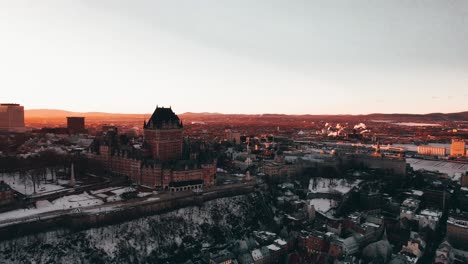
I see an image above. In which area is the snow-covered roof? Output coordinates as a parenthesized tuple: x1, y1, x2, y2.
(419, 209, 442, 218)
(402, 198, 420, 209)
(309, 198, 334, 213)
(447, 217, 468, 228)
(251, 249, 263, 261)
(267, 244, 280, 251)
(363, 222, 380, 229)
(275, 239, 287, 246)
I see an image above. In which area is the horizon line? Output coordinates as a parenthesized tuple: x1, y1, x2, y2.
(24, 108, 468, 117)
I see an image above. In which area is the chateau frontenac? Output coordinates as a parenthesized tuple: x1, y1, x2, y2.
(88, 106, 216, 191)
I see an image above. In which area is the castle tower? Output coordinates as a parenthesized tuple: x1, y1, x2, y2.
(143, 106, 183, 162)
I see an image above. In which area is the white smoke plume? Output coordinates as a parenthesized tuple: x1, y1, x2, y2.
(354, 123, 366, 130)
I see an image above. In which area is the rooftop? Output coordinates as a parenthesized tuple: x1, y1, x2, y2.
(144, 106, 182, 130)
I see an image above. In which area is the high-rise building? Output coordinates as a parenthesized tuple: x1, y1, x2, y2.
(450, 139, 466, 157)
(143, 107, 183, 162)
(67, 117, 86, 133)
(0, 103, 25, 132)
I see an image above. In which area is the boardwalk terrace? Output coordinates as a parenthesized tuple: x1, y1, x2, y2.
(88, 106, 216, 191)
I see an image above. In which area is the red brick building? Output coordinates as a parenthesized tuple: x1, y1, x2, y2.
(88, 106, 216, 191)
(298, 231, 330, 254)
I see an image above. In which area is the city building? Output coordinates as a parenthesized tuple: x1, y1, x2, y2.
(298, 231, 330, 254)
(210, 250, 234, 264)
(400, 198, 420, 222)
(461, 173, 468, 188)
(67, 117, 86, 134)
(417, 145, 447, 156)
(424, 184, 452, 210)
(328, 235, 360, 257)
(88, 106, 216, 191)
(238, 252, 254, 264)
(400, 232, 426, 260)
(447, 212, 468, 251)
(415, 209, 442, 231)
(434, 241, 454, 264)
(0, 181, 14, 206)
(459, 187, 468, 212)
(251, 248, 269, 264)
(450, 139, 466, 157)
(0, 103, 25, 132)
(226, 129, 241, 145)
(343, 154, 407, 176)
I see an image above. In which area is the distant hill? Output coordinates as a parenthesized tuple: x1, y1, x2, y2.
(25, 109, 468, 122)
(25, 109, 148, 119)
(26, 109, 76, 118)
(363, 112, 468, 121)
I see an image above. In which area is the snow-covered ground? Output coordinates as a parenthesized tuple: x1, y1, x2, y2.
(0, 173, 66, 195)
(0, 194, 266, 263)
(0, 192, 103, 222)
(91, 187, 123, 195)
(137, 192, 152, 198)
(407, 158, 468, 179)
(110, 187, 136, 195)
(309, 198, 336, 213)
(90, 187, 136, 202)
(308, 178, 361, 195)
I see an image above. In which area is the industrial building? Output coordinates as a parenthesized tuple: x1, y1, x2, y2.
(450, 139, 466, 157)
(417, 145, 447, 156)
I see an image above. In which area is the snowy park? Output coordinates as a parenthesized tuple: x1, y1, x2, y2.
(0, 172, 70, 196)
(0, 192, 103, 223)
(308, 177, 361, 195)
